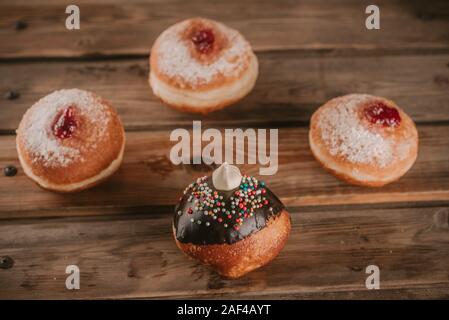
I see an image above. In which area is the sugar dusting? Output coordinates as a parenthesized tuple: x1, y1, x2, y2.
(21, 89, 110, 167)
(155, 19, 251, 88)
(318, 94, 408, 167)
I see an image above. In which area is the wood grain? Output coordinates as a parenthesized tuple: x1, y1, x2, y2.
(1, 0, 448, 59)
(1, 53, 448, 132)
(0, 125, 448, 220)
(1, 0, 449, 300)
(1, 205, 448, 299)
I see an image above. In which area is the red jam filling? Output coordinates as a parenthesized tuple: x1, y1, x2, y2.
(191, 29, 215, 54)
(364, 102, 401, 127)
(53, 106, 78, 139)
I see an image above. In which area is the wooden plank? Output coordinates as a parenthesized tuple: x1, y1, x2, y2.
(1, 53, 448, 132)
(0, 125, 448, 219)
(0, 205, 448, 299)
(185, 285, 449, 299)
(0, 0, 448, 59)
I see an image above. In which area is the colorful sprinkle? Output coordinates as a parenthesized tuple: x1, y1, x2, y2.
(180, 175, 274, 229)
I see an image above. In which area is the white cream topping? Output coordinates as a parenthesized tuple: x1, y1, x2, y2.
(212, 162, 242, 191)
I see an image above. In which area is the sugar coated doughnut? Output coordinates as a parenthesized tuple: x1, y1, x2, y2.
(16, 89, 125, 192)
(309, 94, 418, 187)
(150, 18, 258, 114)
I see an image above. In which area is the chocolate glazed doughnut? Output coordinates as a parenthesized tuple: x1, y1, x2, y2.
(173, 163, 291, 278)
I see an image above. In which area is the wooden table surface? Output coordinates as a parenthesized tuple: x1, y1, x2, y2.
(1, 0, 449, 299)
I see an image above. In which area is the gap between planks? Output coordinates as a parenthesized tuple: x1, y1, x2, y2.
(0, 53, 449, 132)
(0, 205, 448, 299)
(0, 0, 449, 59)
(0, 125, 448, 220)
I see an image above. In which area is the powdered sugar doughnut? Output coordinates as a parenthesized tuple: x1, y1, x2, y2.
(149, 17, 258, 114)
(16, 89, 125, 192)
(309, 94, 418, 187)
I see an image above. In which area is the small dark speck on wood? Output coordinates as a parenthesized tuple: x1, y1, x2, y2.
(0, 256, 14, 269)
(4, 91, 20, 100)
(4, 165, 18, 177)
(14, 20, 28, 30)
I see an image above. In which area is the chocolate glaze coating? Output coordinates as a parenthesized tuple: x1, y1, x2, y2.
(174, 176, 285, 245)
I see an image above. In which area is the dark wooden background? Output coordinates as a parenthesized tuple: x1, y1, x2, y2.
(0, 0, 449, 299)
